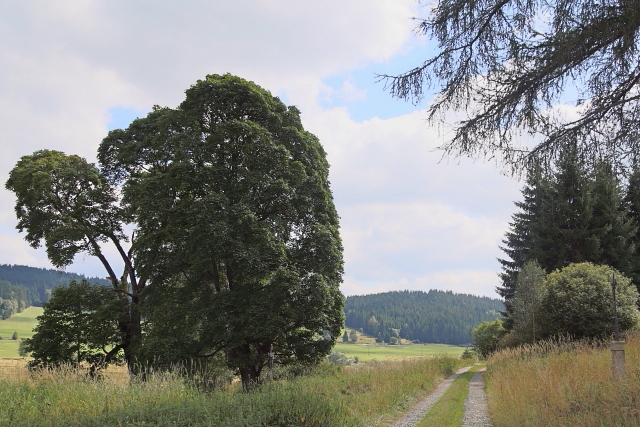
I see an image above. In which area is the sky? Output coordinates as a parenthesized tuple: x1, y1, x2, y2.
(0, 0, 525, 299)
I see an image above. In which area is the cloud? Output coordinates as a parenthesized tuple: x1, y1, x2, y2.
(0, 0, 535, 299)
(342, 271, 501, 298)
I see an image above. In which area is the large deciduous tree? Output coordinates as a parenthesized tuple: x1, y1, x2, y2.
(98, 74, 344, 390)
(381, 0, 640, 172)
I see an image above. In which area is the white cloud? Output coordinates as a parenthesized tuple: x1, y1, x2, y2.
(342, 271, 501, 298)
(0, 0, 531, 299)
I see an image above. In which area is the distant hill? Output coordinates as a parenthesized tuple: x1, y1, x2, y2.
(0, 264, 110, 319)
(344, 290, 504, 345)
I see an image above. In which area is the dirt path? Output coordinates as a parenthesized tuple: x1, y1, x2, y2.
(390, 366, 471, 427)
(390, 365, 492, 427)
(461, 368, 492, 427)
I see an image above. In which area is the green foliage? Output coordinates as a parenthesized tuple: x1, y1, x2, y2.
(23, 280, 126, 371)
(11, 331, 17, 340)
(349, 329, 358, 343)
(5, 150, 127, 270)
(99, 74, 344, 389)
(345, 290, 503, 345)
(539, 263, 640, 339)
(7, 74, 343, 389)
(18, 339, 28, 357)
(342, 330, 349, 342)
(325, 351, 358, 366)
(472, 320, 506, 358)
(460, 348, 474, 360)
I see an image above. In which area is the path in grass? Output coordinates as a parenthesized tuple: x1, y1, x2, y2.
(391, 366, 492, 427)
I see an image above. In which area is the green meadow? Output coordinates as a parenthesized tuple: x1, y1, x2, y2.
(333, 342, 466, 361)
(0, 306, 42, 358)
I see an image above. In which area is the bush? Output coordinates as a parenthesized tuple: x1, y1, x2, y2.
(539, 263, 640, 339)
(472, 320, 506, 358)
(11, 332, 18, 340)
(326, 352, 358, 366)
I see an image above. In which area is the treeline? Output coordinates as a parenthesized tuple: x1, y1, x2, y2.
(0, 264, 109, 319)
(344, 290, 503, 345)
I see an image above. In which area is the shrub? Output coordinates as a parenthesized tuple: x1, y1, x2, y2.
(539, 263, 640, 339)
(472, 320, 506, 358)
(326, 352, 358, 366)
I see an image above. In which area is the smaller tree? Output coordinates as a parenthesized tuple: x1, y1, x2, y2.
(22, 280, 126, 372)
(18, 339, 29, 357)
(510, 260, 547, 345)
(11, 332, 18, 340)
(342, 331, 349, 343)
(472, 320, 505, 359)
(349, 329, 358, 343)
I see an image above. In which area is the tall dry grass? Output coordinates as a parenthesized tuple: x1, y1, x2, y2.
(0, 355, 464, 426)
(486, 332, 640, 426)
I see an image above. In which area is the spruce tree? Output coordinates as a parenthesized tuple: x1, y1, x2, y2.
(498, 167, 548, 301)
(624, 166, 640, 291)
(498, 167, 549, 328)
(589, 162, 636, 279)
(499, 147, 638, 325)
(530, 147, 599, 272)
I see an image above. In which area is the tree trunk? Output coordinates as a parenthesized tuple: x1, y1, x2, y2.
(239, 366, 259, 391)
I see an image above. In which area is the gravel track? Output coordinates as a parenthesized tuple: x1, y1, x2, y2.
(389, 366, 471, 427)
(389, 366, 492, 427)
(461, 368, 492, 427)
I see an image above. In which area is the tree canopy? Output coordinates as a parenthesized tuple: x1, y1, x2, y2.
(381, 0, 640, 172)
(344, 290, 503, 345)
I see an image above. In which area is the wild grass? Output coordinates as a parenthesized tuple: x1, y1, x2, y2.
(486, 332, 640, 427)
(0, 355, 465, 427)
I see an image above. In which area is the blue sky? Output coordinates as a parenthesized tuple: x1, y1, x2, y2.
(0, 0, 528, 298)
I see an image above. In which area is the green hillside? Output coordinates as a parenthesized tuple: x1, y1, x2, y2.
(0, 306, 42, 358)
(345, 290, 503, 345)
(0, 264, 109, 319)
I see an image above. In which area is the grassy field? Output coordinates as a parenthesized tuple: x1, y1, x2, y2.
(334, 342, 466, 360)
(0, 306, 42, 358)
